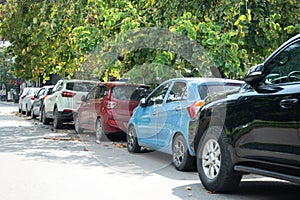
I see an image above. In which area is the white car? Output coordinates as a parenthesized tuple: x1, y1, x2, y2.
(18, 87, 40, 116)
(42, 79, 98, 128)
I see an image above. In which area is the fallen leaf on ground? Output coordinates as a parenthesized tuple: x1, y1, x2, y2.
(83, 147, 89, 151)
(43, 137, 77, 141)
(115, 143, 127, 148)
(185, 186, 192, 190)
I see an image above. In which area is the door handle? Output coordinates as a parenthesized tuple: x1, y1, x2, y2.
(174, 106, 181, 111)
(280, 98, 298, 109)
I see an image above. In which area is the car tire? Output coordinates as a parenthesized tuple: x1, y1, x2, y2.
(95, 118, 106, 141)
(172, 134, 195, 171)
(42, 107, 50, 125)
(18, 106, 22, 113)
(30, 107, 36, 119)
(127, 125, 141, 153)
(196, 126, 242, 193)
(39, 108, 43, 122)
(74, 114, 83, 134)
(53, 107, 63, 129)
(25, 104, 30, 116)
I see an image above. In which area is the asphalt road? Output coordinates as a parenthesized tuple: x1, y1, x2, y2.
(0, 101, 300, 200)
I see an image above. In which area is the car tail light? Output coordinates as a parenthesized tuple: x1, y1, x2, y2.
(42, 95, 48, 100)
(31, 96, 35, 100)
(61, 91, 76, 97)
(107, 101, 117, 109)
(63, 109, 73, 113)
(108, 119, 117, 126)
(188, 100, 205, 119)
(21, 95, 26, 99)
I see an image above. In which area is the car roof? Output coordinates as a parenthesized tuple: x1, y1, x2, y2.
(41, 85, 54, 89)
(98, 82, 149, 87)
(59, 79, 99, 83)
(162, 77, 244, 85)
(23, 87, 40, 91)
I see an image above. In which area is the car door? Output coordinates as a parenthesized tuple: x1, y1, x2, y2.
(45, 81, 64, 116)
(79, 87, 97, 130)
(91, 84, 108, 130)
(156, 81, 189, 149)
(136, 81, 171, 147)
(235, 40, 300, 166)
(34, 88, 46, 112)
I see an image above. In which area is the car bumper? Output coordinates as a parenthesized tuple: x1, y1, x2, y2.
(58, 110, 74, 121)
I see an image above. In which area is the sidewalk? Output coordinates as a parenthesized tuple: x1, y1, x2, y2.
(0, 100, 18, 106)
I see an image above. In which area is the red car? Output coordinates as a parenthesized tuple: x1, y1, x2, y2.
(74, 82, 150, 142)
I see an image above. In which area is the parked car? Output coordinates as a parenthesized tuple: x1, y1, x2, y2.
(31, 85, 54, 120)
(42, 79, 98, 128)
(74, 82, 150, 142)
(126, 78, 244, 171)
(192, 34, 300, 193)
(18, 87, 40, 116)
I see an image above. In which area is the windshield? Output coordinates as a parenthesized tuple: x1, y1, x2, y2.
(112, 85, 149, 101)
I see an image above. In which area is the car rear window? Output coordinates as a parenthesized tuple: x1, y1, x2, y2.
(66, 82, 96, 92)
(198, 83, 242, 99)
(112, 85, 149, 101)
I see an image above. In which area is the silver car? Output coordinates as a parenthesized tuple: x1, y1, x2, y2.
(31, 85, 54, 120)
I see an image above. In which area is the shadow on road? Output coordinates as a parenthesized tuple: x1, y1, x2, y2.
(172, 180, 300, 200)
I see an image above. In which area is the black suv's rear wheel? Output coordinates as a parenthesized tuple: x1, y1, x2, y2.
(196, 126, 242, 193)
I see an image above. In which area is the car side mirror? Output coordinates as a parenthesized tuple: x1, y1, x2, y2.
(244, 64, 264, 87)
(81, 95, 86, 102)
(140, 98, 147, 107)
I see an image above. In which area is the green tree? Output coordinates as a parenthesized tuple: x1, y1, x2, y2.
(0, 0, 299, 82)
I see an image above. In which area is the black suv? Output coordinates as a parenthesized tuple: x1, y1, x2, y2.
(192, 34, 300, 193)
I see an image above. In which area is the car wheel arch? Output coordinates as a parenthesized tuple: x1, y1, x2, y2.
(172, 132, 196, 171)
(194, 116, 226, 152)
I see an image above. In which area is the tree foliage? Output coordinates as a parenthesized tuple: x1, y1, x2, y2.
(0, 0, 299, 82)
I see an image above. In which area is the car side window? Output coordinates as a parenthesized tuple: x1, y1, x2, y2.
(147, 82, 170, 105)
(53, 81, 63, 92)
(37, 88, 46, 97)
(261, 41, 300, 85)
(95, 86, 107, 99)
(85, 87, 97, 100)
(166, 82, 187, 103)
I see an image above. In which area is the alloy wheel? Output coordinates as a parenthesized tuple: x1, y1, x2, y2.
(202, 139, 221, 179)
(173, 139, 185, 167)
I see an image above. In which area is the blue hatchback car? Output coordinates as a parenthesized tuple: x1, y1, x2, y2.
(127, 78, 244, 171)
